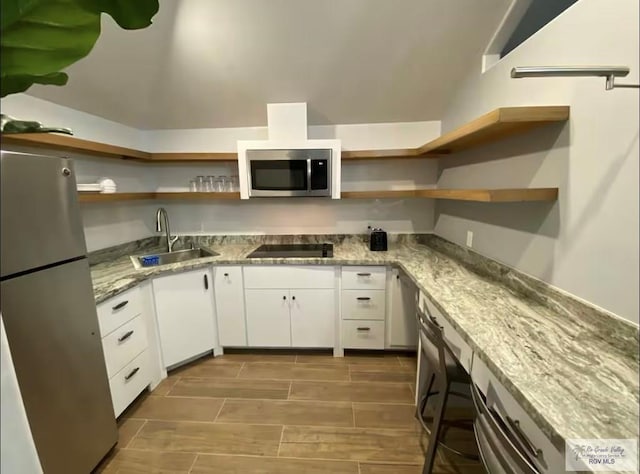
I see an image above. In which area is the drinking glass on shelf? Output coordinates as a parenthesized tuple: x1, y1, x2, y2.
(213, 176, 224, 192)
(219, 176, 230, 192)
(205, 175, 216, 193)
(189, 179, 198, 192)
(230, 175, 239, 192)
(195, 175, 205, 192)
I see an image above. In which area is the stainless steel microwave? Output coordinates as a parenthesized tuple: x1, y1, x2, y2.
(247, 149, 332, 197)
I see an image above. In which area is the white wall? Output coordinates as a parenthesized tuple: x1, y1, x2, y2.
(0, 316, 43, 474)
(1, 95, 439, 248)
(436, 0, 639, 323)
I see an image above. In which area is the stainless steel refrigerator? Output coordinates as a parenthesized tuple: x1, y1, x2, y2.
(0, 150, 117, 473)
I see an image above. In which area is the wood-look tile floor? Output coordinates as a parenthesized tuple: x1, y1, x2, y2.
(94, 351, 484, 473)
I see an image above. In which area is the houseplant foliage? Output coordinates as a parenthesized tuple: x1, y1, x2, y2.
(1, 0, 159, 98)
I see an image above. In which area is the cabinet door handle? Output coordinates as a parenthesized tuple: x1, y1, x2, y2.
(224, 273, 229, 277)
(292, 295, 296, 301)
(117, 330, 134, 343)
(357, 327, 371, 331)
(124, 367, 140, 381)
(283, 295, 287, 300)
(204, 274, 209, 290)
(356, 297, 371, 301)
(506, 416, 542, 459)
(357, 272, 371, 277)
(112, 300, 128, 311)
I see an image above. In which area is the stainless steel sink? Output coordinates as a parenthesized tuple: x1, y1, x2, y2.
(130, 247, 219, 269)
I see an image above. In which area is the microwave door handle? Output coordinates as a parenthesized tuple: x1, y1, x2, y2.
(307, 158, 312, 192)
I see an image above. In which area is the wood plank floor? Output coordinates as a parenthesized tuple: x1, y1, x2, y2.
(94, 351, 483, 473)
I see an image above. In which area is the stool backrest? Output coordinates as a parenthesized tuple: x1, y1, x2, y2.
(416, 307, 455, 384)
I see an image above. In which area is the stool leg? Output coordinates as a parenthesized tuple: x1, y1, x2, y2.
(415, 370, 435, 424)
(422, 380, 449, 474)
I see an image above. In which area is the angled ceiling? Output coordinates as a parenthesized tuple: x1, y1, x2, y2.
(26, 0, 511, 129)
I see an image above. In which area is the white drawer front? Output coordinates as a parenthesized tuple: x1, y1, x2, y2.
(471, 355, 565, 473)
(341, 290, 386, 320)
(243, 266, 335, 289)
(341, 266, 386, 290)
(342, 320, 385, 349)
(421, 294, 472, 372)
(97, 286, 143, 337)
(109, 350, 150, 417)
(102, 315, 148, 378)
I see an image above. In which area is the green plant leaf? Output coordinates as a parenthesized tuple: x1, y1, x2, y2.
(1, 0, 42, 30)
(79, 0, 160, 29)
(0, 0, 158, 97)
(2, 72, 68, 97)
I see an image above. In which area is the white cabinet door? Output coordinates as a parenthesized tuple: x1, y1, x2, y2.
(290, 289, 335, 348)
(214, 266, 247, 347)
(388, 269, 418, 348)
(245, 289, 291, 347)
(152, 268, 217, 368)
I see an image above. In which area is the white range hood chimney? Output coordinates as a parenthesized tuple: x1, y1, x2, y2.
(266, 103, 308, 141)
(237, 103, 341, 199)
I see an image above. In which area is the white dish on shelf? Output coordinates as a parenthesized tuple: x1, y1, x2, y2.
(77, 183, 101, 192)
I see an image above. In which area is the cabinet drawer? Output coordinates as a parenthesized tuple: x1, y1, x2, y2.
(342, 320, 385, 349)
(97, 286, 142, 337)
(244, 266, 335, 289)
(471, 355, 565, 473)
(341, 290, 385, 320)
(102, 315, 148, 378)
(341, 266, 386, 290)
(109, 350, 150, 417)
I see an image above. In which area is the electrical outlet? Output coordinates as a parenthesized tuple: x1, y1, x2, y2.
(466, 230, 473, 248)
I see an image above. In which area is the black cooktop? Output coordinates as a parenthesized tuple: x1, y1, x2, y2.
(246, 243, 334, 258)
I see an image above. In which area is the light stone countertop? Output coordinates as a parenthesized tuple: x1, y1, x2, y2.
(89, 237, 639, 456)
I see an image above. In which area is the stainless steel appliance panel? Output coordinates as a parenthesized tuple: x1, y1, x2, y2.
(246, 148, 331, 197)
(1, 151, 86, 277)
(0, 258, 118, 474)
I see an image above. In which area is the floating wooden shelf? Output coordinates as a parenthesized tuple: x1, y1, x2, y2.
(78, 192, 155, 202)
(79, 189, 557, 203)
(2, 106, 569, 164)
(343, 106, 570, 160)
(341, 188, 558, 202)
(149, 153, 237, 162)
(155, 192, 241, 200)
(1, 133, 151, 161)
(78, 192, 241, 202)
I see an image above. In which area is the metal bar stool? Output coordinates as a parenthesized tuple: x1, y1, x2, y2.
(415, 308, 478, 474)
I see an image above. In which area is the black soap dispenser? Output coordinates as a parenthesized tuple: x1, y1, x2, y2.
(369, 227, 388, 251)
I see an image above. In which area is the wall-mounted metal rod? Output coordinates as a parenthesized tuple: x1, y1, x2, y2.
(511, 66, 639, 90)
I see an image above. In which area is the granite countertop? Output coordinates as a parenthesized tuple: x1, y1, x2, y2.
(90, 236, 639, 455)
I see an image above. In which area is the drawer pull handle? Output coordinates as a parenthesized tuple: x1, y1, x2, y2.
(124, 367, 140, 381)
(112, 300, 129, 311)
(117, 330, 134, 343)
(506, 416, 542, 459)
(357, 273, 371, 276)
(224, 273, 229, 277)
(357, 327, 371, 331)
(356, 297, 371, 301)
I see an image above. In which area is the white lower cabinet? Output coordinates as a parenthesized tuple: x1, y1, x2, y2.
(388, 268, 418, 348)
(214, 266, 247, 346)
(340, 266, 387, 349)
(243, 266, 336, 348)
(152, 268, 217, 368)
(245, 289, 336, 348)
(290, 289, 335, 347)
(245, 289, 292, 347)
(96, 286, 153, 417)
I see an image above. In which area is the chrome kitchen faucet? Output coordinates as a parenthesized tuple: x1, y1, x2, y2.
(156, 207, 178, 252)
